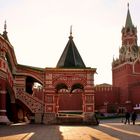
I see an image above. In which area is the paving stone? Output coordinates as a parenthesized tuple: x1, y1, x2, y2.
(0, 118, 140, 140)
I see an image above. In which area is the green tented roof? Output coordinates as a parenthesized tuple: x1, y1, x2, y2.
(56, 35, 86, 68)
(125, 8, 133, 28)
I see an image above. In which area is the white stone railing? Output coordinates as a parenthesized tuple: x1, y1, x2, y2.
(16, 92, 44, 113)
(133, 104, 140, 110)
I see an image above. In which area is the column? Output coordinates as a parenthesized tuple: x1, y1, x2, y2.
(82, 94, 85, 113)
(0, 82, 10, 124)
(55, 94, 59, 114)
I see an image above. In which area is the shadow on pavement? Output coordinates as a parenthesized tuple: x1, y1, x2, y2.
(89, 122, 140, 140)
(0, 123, 63, 140)
(0, 120, 140, 140)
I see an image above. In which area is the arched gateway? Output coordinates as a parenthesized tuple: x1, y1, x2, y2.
(44, 68, 96, 123)
(43, 31, 96, 124)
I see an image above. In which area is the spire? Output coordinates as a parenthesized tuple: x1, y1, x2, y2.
(127, 2, 129, 9)
(2, 20, 10, 42)
(125, 3, 133, 28)
(4, 20, 7, 31)
(56, 28, 86, 68)
(69, 25, 73, 39)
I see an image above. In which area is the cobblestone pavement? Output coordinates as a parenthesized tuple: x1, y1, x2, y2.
(0, 118, 140, 140)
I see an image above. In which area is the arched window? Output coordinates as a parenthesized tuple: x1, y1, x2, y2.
(55, 83, 68, 93)
(71, 83, 84, 93)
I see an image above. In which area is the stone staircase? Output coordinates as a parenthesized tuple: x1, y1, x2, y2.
(16, 92, 44, 113)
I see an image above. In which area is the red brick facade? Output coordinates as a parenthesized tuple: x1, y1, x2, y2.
(94, 84, 119, 113)
(0, 23, 96, 124)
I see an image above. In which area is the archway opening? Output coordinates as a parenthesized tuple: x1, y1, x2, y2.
(26, 76, 42, 95)
(57, 83, 84, 114)
(56, 83, 68, 93)
(71, 83, 84, 93)
(6, 90, 13, 122)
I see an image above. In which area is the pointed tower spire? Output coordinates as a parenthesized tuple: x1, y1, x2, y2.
(56, 28, 86, 68)
(121, 4, 137, 46)
(4, 20, 7, 31)
(125, 3, 133, 28)
(69, 25, 73, 39)
(2, 20, 10, 42)
(70, 25, 72, 35)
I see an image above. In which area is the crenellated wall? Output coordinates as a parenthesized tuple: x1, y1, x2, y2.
(94, 84, 119, 113)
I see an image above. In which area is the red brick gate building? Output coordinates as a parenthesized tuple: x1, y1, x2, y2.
(0, 25, 96, 124)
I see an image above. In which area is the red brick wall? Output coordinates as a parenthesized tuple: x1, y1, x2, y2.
(94, 86, 119, 113)
(112, 64, 132, 104)
(134, 60, 140, 73)
(112, 62, 140, 111)
(59, 93, 82, 111)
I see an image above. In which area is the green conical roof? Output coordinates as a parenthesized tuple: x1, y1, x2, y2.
(56, 34, 86, 68)
(125, 6, 133, 28)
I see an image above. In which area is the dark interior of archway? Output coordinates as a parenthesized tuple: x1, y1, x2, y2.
(56, 83, 68, 92)
(16, 100, 33, 120)
(26, 76, 42, 94)
(26, 77, 34, 94)
(71, 83, 84, 92)
(6, 91, 13, 122)
(6, 93, 33, 123)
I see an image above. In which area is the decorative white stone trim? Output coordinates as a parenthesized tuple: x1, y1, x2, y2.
(134, 107, 140, 110)
(0, 109, 6, 112)
(0, 115, 10, 123)
(132, 58, 140, 74)
(0, 90, 6, 94)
